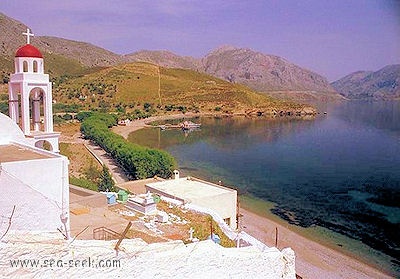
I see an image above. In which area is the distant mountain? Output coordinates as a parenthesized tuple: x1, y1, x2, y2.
(125, 46, 341, 100)
(201, 46, 336, 93)
(332, 65, 400, 100)
(36, 36, 123, 67)
(0, 13, 123, 71)
(1, 12, 339, 100)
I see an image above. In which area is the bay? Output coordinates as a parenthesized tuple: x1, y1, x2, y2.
(128, 100, 400, 275)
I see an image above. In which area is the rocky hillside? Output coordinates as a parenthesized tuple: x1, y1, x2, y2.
(331, 65, 400, 100)
(36, 36, 123, 67)
(125, 50, 200, 70)
(125, 46, 339, 96)
(201, 46, 336, 93)
(52, 61, 314, 116)
(1, 12, 338, 99)
(0, 13, 122, 70)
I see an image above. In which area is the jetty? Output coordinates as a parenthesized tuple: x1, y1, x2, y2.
(158, 120, 201, 131)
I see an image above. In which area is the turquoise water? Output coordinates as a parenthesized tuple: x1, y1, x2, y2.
(128, 100, 400, 275)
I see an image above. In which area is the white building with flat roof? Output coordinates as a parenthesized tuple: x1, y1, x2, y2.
(146, 171, 237, 230)
(0, 113, 70, 236)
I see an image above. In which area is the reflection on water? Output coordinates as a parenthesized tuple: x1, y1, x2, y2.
(128, 116, 318, 151)
(128, 101, 400, 275)
(315, 100, 400, 134)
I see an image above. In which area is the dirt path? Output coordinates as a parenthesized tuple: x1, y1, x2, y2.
(83, 141, 130, 184)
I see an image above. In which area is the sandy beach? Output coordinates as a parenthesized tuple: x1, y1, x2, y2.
(110, 113, 394, 279)
(240, 208, 392, 279)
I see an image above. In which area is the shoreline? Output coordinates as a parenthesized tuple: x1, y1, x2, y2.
(111, 111, 316, 139)
(112, 112, 235, 139)
(111, 113, 395, 278)
(239, 196, 395, 279)
(239, 207, 393, 279)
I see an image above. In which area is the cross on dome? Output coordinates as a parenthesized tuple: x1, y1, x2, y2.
(22, 28, 34, 44)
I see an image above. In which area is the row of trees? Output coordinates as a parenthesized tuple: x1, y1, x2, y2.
(79, 112, 176, 179)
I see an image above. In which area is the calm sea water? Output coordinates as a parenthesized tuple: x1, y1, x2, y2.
(128, 100, 400, 275)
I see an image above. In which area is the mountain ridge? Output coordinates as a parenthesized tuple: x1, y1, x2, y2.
(201, 46, 337, 92)
(331, 65, 400, 100)
(0, 12, 340, 99)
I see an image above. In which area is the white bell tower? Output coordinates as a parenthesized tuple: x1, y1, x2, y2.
(8, 28, 60, 152)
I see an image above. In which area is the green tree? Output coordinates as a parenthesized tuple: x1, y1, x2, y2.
(98, 165, 115, 192)
(62, 113, 73, 121)
(143, 102, 152, 111)
(75, 111, 94, 122)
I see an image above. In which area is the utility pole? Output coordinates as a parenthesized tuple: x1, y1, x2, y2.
(158, 66, 162, 106)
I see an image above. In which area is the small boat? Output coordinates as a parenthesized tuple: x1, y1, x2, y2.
(180, 121, 201, 130)
(118, 119, 131, 126)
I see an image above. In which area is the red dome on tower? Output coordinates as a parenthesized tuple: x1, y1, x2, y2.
(15, 44, 43, 58)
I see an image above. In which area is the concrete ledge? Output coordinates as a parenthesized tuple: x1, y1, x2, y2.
(69, 184, 107, 208)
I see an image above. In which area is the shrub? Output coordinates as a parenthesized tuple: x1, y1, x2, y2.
(80, 113, 176, 179)
(62, 113, 73, 121)
(0, 101, 8, 114)
(98, 165, 115, 192)
(75, 111, 94, 122)
(69, 176, 98, 192)
(53, 103, 82, 113)
(178, 106, 187, 113)
(53, 114, 65, 124)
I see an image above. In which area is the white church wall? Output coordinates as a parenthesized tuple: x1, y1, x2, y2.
(0, 114, 28, 145)
(0, 171, 63, 232)
(1, 150, 70, 233)
(3, 157, 65, 202)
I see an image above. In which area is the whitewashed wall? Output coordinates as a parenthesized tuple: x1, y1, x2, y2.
(1, 149, 70, 234)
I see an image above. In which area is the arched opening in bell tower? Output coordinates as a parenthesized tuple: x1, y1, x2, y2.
(23, 60, 28, 72)
(29, 88, 46, 133)
(34, 140, 54, 151)
(33, 60, 38, 73)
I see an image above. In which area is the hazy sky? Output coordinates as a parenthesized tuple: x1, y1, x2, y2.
(1, 0, 399, 81)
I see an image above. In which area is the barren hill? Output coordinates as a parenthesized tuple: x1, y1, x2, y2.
(53, 61, 314, 115)
(125, 50, 200, 70)
(36, 36, 123, 67)
(124, 46, 341, 100)
(331, 65, 400, 100)
(1, 12, 340, 100)
(201, 46, 336, 93)
(0, 13, 122, 72)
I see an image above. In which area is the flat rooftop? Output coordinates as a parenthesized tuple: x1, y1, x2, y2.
(0, 144, 56, 163)
(146, 177, 236, 202)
